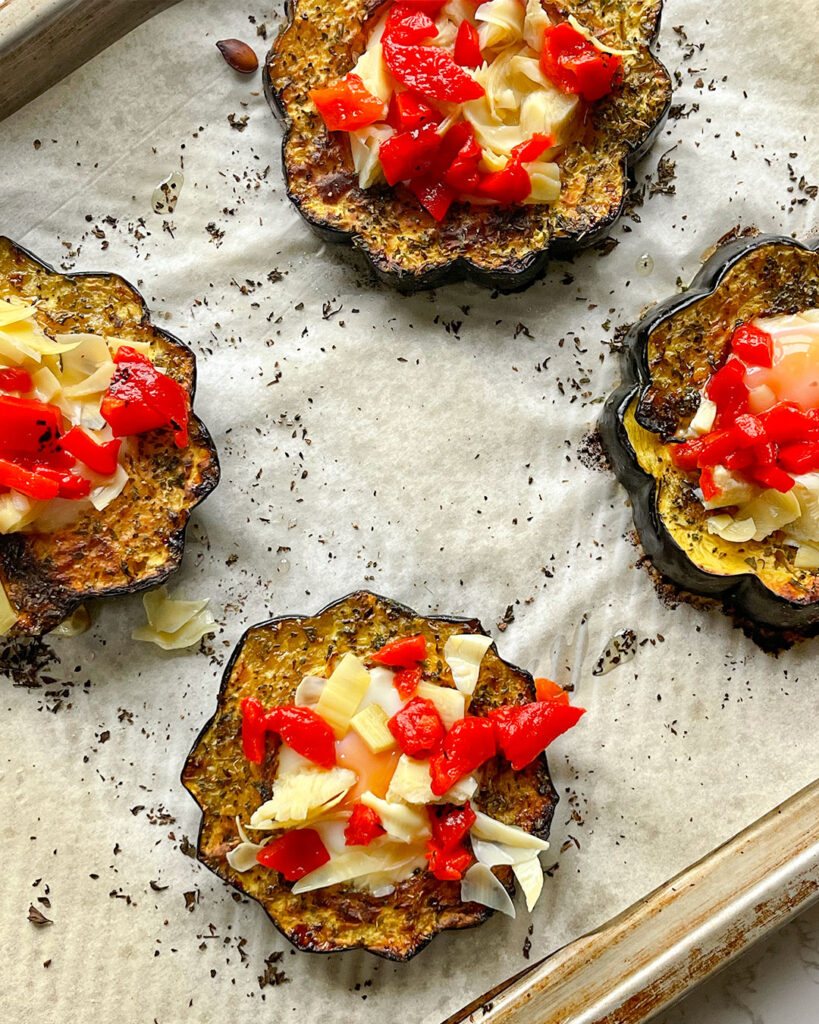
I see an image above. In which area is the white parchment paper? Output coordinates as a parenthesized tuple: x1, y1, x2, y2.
(0, 1, 818, 1021)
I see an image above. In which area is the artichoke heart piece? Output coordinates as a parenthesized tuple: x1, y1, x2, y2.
(350, 702, 396, 753)
(315, 651, 371, 737)
(250, 765, 357, 828)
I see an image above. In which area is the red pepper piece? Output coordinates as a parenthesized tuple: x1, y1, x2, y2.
(477, 158, 532, 204)
(706, 358, 748, 424)
(0, 367, 32, 392)
(344, 803, 386, 846)
(699, 465, 720, 501)
(378, 124, 441, 185)
(406, 176, 455, 221)
(241, 696, 268, 763)
(490, 701, 585, 770)
(443, 133, 482, 193)
(60, 426, 121, 477)
(730, 323, 774, 367)
(427, 801, 476, 852)
(534, 677, 570, 704)
(0, 457, 60, 500)
(668, 437, 706, 472)
(387, 90, 442, 131)
(383, 39, 485, 102)
(384, 4, 439, 45)
(240, 697, 336, 767)
(393, 665, 422, 700)
(33, 466, 92, 499)
(777, 442, 819, 475)
(372, 633, 427, 666)
(429, 716, 496, 796)
(256, 828, 330, 881)
(540, 22, 622, 102)
(511, 133, 556, 164)
(758, 403, 819, 444)
(747, 464, 795, 493)
(751, 441, 777, 466)
(723, 448, 755, 470)
(426, 840, 472, 880)
(0, 395, 63, 460)
(265, 706, 336, 769)
(695, 415, 766, 467)
(309, 73, 387, 132)
(454, 21, 482, 67)
(101, 346, 189, 447)
(388, 696, 445, 757)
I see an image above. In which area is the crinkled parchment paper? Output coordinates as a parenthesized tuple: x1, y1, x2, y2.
(0, 1, 817, 1021)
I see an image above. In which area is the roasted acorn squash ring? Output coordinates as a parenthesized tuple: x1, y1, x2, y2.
(264, 0, 673, 291)
(0, 237, 220, 636)
(182, 590, 558, 961)
(600, 234, 819, 635)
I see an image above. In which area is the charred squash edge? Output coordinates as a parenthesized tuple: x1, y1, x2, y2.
(0, 236, 221, 636)
(181, 589, 558, 961)
(264, 0, 672, 292)
(599, 233, 819, 633)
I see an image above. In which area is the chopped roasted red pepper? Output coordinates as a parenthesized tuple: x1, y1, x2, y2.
(706, 358, 748, 425)
(747, 464, 795, 493)
(427, 801, 476, 852)
(777, 442, 819, 474)
(378, 124, 441, 185)
(730, 323, 774, 367)
(0, 458, 60, 500)
(388, 696, 445, 757)
(426, 839, 472, 880)
(477, 158, 532, 204)
(0, 395, 63, 460)
(101, 346, 189, 447)
(668, 437, 706, 471)
(241, 696, 268, 763)
(534, 677, 570, 704)
(406, 176, 455, 221)
(0, 367, 32, 392)
(512, 133, 555, 164)
(699, 465, 719, 501)
(256, 828, 330, 881)
(429, 716, 495, 796)
(758, 403, 819, 444)
(60, 426, 121, 477)
(387, 90, 442, 131)
(241, 697, 336, 767)
(383, 39, 485, 102)
(453, 21, 482, 68)
(490, 701, 585, 771)
(383, 4, 438, 45)
(34, 466, 92, 499)
(393, 665, 422, 700)
(540, 22, 622, 102)
(310, 73, 387, 132)
(372, 633, 427, 666)
(443, 133, 482, 193)
(265, 706, 336, 768)
(344, 803, 386, 846)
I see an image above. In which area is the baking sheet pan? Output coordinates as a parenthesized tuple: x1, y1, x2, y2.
(0, 1, 817, 1021)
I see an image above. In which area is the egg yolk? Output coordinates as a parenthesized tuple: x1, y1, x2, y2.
(336, 730, 401, 803)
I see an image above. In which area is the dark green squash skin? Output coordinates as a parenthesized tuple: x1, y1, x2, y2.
(264, 0, 672, 292)
(599, 234, 819, 635)
(182, 590, 558, 961)
(0, 237, 220, 636)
